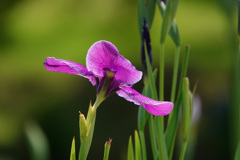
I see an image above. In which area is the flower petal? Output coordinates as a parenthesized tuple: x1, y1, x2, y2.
(86, 40, 142, 85)
(44, 57, 96, 85)
(116, 86, 173, 116)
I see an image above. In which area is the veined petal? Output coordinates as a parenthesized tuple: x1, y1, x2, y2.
(44, 57, 96, 85)
(86, 40, 142, 85)
(116, 86, 173, 116)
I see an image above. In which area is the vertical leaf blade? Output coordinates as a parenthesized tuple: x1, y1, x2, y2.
(135, 130, 142, 160)
(146, 0, 156, 29)
(103, 139, 112, 160)
(70, 137, 76, 160)
(128, 136, 135, 160)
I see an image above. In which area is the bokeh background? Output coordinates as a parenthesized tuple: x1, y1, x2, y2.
(0, 0, 237, 159)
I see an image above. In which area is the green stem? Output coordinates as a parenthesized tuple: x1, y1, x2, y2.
(139, 130, 147, 160)
(155, 42, 168, 160)
(103, 139, 112, 160)
(148, 115, 158, 159)
(170, 45, 181, 103)
(179, 140, 187, 160)
(79, 98, 102, 160)
(155, 116, 168, 160)
(159, 43, 165, 102)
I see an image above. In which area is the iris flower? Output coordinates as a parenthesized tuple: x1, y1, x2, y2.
(44, 41, 173, 116)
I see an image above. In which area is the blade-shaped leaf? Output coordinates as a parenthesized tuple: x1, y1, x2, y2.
(157, 1, 181, 46)
(146, 0, 156, 29)
(135, 130, 142, 160)
(165, 45, 190, 159)
(128, 136, 135, 160)
(70, 137, 76, 160)
(103, 139, 112, 160)
(160, 0, 181, 44)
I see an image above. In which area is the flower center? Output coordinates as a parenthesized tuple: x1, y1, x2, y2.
(96, 69, 116, 102)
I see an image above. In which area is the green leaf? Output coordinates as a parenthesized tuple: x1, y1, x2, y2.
(154, 116, 168, 160)
(145, 46, 158, 100)
(165, 45, 190, 159)
(138, 130, 147, 160)
(25, 121, 50, 160)
(170, 46, 181, 103)
(70, 137, 76, 160)
(134, 130, 142, 160)
(157, 1, 181, 46)
(165, 93, 182, 159)
(138, 0, 146, 35)
(182, 77, 190, 136)
(234, 142, 240, 160)
(128, 136, 135, 160)
(146, 0, 156, 29)
(159, 0, 181, 44)
(148, 115, 158, 159)
(103, 139, 112, 160)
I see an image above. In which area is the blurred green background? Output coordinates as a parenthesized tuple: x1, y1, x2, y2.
(0, 0, 237, 159)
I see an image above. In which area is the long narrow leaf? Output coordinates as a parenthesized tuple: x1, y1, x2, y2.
(235, 142, 240, 160)
(70, 137, 76, 160)
(168, 45, 190, 122)
(146, 0, 156, 29)
(138, 0, 146, 35)
(128, 136, 135, 160)
(139, 130, 147, 160)
(157, 0, 181, 46)
(103, 139, 112, 160)
(165, 45, 191, 159)
(145, 46, 158, 100)
(135, 130, 142, 160)
(160, 0, 181, 44)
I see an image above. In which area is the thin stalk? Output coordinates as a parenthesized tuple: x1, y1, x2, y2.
(168, 45, 190, 123)
(154, 42, 168, 160)
(170, 45, 181, 103)
(179, 140, 187, 160)
(237, 42, 240, 144)
(148, 115, 158, 159)
(79, 98, 102, 160)
(139, 130, 147, 160)
(155, 116, 168, 160)
(103, 139, 112, 160)
(159, 43, 165, 102)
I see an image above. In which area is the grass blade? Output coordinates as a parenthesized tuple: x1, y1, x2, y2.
(70, 137, 76, 160)
(135, 130, 142, 160)
(128, 136, 135, 160)
(103, 139, 112, 160)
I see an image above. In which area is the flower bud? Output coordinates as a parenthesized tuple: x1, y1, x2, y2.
(79, 112, 88, 140)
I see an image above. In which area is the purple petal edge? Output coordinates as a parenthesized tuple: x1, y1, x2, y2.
(44, 57, 96, 85)
(116, 86, 173, 116)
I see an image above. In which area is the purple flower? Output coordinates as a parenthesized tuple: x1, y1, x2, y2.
(44, 41, 173, 116)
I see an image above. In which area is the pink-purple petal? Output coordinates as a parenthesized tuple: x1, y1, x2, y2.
(44, 57, 96, 85)
(86, 40, 142, 85)
(116, 86, 173, 116)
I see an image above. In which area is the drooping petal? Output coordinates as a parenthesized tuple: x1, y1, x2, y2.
(116, 86, 173, 116)
(44, 57, 96, 85)
(86, 40, 142, 85)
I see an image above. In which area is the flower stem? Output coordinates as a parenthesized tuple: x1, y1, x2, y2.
(170, 45, 181, 103)
(179, 139, 188, 160)
(148, 115, 158, 159)
(159, 43, 165, 102)
(139, 130, 147, 160)
(78, 97, 103, 160)
(155, 42, 168, 160)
